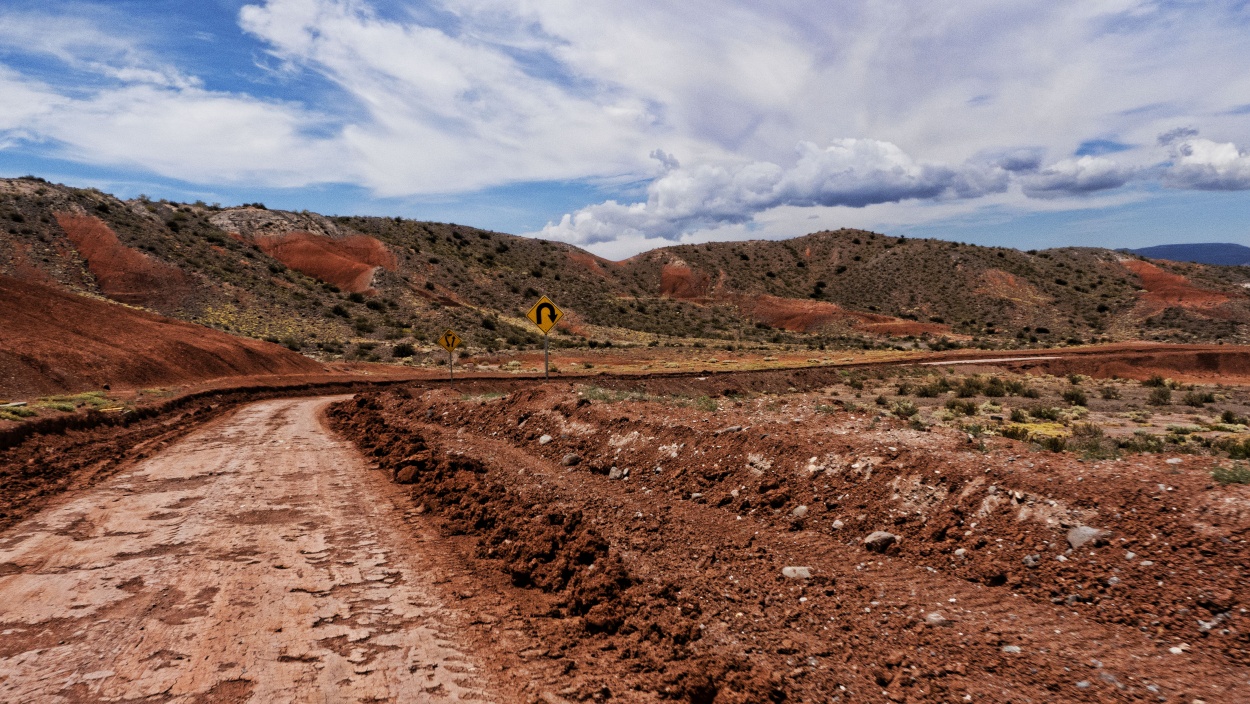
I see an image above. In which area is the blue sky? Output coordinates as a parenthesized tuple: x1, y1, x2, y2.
(0, 0, 1248, 259)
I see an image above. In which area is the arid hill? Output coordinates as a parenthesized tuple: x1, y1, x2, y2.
(2, 176, 1249, 363)
(0, 274, 323, 398)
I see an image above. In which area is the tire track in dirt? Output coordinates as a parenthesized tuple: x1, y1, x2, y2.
(0, 397, 496, 703)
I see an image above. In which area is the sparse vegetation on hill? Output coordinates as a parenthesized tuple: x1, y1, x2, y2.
(2, 177, 1249, 362)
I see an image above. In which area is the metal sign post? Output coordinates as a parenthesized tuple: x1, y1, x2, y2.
(525, 295, 564, 380)
(437, 329, 462, 381)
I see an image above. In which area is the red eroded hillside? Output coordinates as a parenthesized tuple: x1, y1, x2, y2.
(659, 263, 712, 300)
(1121, 259, 1231, 315)
(738, 294, 949, 335)
(55, 213, 191, 311)
(0, 275, 323, 398)
(253, 231, 396, 293)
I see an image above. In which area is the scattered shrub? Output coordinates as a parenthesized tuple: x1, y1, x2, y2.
(392, 343, 415, 358)
(891, 400, 919, 418)
(945, 398, 978, 416)
(1061, 388, 1088, 407)
(1182, 391, 1215, 407)
(1142, 375, 1168, 388)
(1029, 406, 1061, 421)
(983, 377, 1007, 397)
(956, 377, 984, 398)
(1100, 386, 1122, 400)
(1147, 387, 1172, 406)
(1220, 409, 1249, 426)
(1038, 435, 1067, 452)
(1213, 465, 1250, 485)
(1010, 408, 1029, 423)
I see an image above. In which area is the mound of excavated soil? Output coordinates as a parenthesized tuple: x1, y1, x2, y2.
(1122, 259, 1232, 316)
(1005, 346, 1250, 383)
(55, 213, 191, 311)
(0, 275, 323, 398)
(253, 231, 396, 293)
(328, 382, 1250, 703)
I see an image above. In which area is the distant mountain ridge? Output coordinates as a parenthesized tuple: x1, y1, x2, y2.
(2, 176, 1250, 357)
(1130, 243, 1250, 266)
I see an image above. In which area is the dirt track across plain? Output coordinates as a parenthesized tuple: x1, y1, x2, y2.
(0, 397, 495, 703)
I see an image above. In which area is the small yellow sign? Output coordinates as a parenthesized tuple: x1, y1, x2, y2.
(437, 329, 462, 353)
(525, 296, 563, 335)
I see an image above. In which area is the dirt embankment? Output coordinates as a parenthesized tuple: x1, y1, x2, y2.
(54, 213, 193, 311)
(0, 275, 323, 399)
(328, 383, 1250, 703)
(970, 344, 1250, 384)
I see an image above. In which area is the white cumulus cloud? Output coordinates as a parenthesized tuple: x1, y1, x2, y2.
(539, 139, 1012, 245)
(1020, 156, 1136, 198)
(1160, 131, 1250, 191)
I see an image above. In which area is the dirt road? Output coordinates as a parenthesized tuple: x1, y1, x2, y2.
(0, 397, 495, 703)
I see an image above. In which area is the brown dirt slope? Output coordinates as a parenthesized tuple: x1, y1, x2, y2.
(0, 275, 322, 398)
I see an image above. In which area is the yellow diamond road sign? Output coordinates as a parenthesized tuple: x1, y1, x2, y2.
(526, 295, 563, 335)
(437, 329, 462, 353)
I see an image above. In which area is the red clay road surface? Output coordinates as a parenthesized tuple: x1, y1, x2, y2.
(0, 397, 495, 703)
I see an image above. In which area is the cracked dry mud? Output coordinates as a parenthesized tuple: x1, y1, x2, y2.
(0, 397, 494, 703)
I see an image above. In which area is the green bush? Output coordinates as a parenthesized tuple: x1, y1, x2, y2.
(1062, 388, 1088, 407)
(945, 398, 978, 416)
(392, 343, 415, 358)
(1142, 375, 1168, 388)
(1220, 409, 1249, 425)
(1213, 465, 1250, 485)
(1182, 391, 1215, 407)
(1003, 379, 1029, 395)
(1147, 387, 1172, 406)
(1218, 437, 1250, 460)
(956, 377, 984, 398)
(891, 400, 919, 418)
(693, 396, 718, 413)
(1010, 407, 1029, 423)
(1029, 406, 1061, 421)
(1118, 431, 1166, 453)
(1001, 425, 1030, 441)
(1038, 435, 1067, 452)
(1100, 386, 1122, 400)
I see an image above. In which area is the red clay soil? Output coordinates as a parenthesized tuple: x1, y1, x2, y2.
(327, 381, 1250, 703)
(974, 269, 1050, 307)
(1121, 259, 1232, 316)
(569, 251, 615, 278)
(656, 261, 949, 336)
(0, 274, 323, 399)
(54, 213, 192, 310)
(743, 294, 948, 336)
(252, 231, 396, 293)
(661, 263, 714, 301)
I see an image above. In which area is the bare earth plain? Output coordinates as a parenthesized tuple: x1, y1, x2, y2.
(1, 358, 1249, 703)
